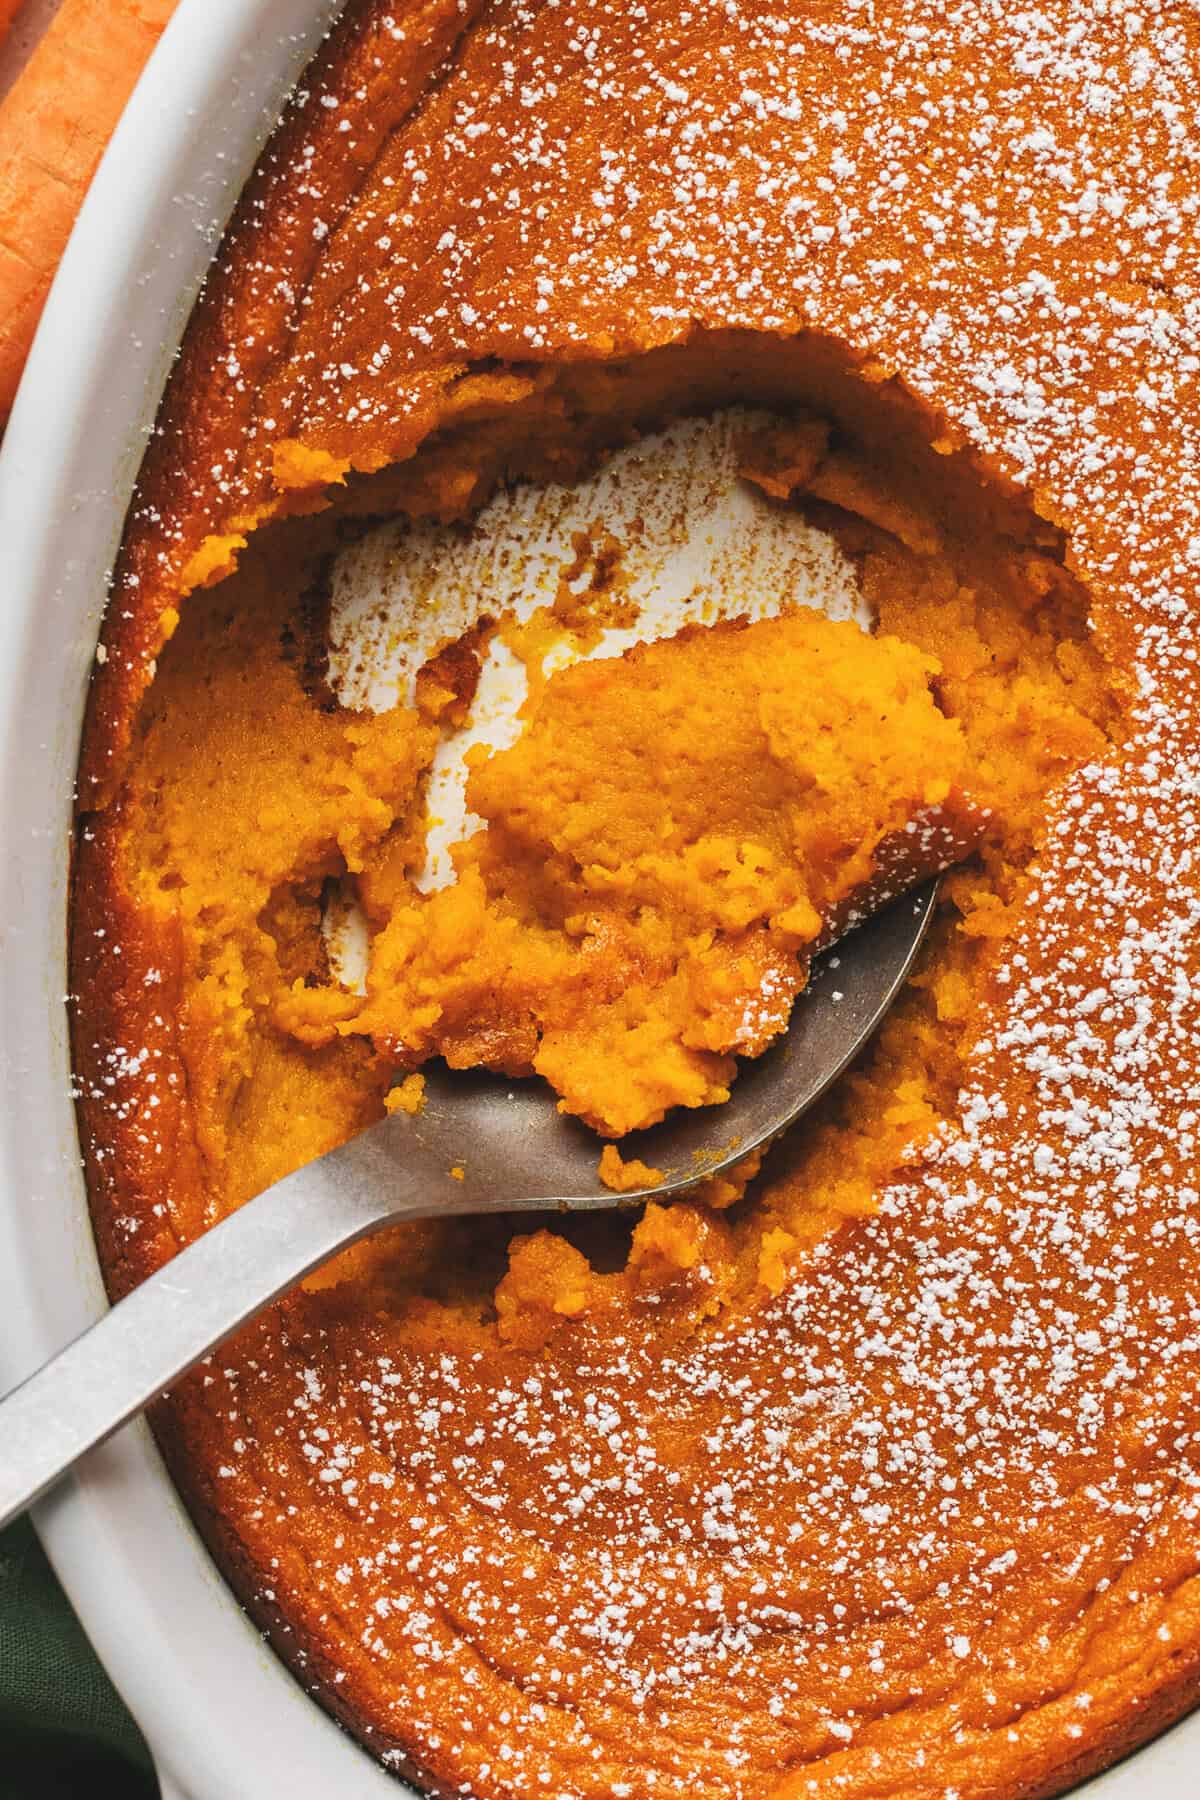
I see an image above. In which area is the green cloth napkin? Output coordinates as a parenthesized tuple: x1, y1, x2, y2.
(0, 1517, 158, 1798)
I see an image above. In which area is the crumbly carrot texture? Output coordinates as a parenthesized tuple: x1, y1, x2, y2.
(282, 609, 986, 1136)
(598, 1144, 665, 1194)
(0, 0, 177, 416)
(385, 1073, 427, 1117)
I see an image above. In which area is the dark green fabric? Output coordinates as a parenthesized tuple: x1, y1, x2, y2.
(0, 1517, 158, 1798)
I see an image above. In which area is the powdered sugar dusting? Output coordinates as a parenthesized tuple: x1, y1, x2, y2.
(85, 0, 1200, 1794)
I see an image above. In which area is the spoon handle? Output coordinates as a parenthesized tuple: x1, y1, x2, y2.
(0, 882, 942, 1528)
(0, 1147, 440, 1530)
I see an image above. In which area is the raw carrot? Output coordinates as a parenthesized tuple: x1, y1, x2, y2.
(0, 0, 177, 417)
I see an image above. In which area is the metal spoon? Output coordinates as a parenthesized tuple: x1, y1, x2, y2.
(0, 880, 936, 1529)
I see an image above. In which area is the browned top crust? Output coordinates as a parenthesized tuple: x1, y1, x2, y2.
(74, 3, 1200, 1798)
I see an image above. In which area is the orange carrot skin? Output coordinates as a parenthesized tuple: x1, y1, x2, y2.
(0, 0, 178, 417)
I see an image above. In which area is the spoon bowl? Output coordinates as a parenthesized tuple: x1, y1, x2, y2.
(406, 879, 938, 1208)
(0, 879, 936, 1528)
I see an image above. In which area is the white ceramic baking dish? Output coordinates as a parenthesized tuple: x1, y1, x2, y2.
(0, 2, 1194, 1794)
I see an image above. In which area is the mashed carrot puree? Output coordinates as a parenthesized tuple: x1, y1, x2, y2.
(280, 609, 984, 1134)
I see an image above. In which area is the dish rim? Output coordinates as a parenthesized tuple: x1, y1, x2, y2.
(0, 1, 1193, 1794)
(0, 2, 409, 1794)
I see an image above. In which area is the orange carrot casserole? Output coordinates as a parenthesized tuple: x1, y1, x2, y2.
(71, 2, 1200, 1796)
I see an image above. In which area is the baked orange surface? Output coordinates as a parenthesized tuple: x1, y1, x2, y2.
(71, 2, 1200, 1797)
